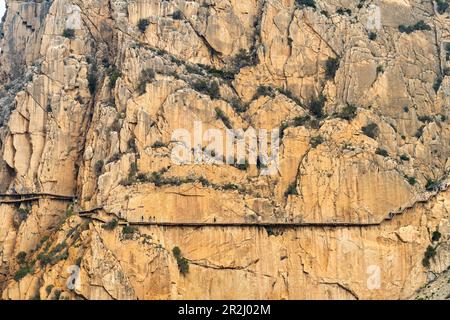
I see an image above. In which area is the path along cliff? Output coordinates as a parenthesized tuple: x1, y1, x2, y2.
(0, 0, 449, 299)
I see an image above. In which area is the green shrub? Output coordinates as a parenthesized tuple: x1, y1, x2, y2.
(320, 10, 330, 17)
(51, 241, 67, 256)
(432, 230, 442, 242)
(436, 0, 449, 14)
(422, 245, 437, 268)
(106, 153, 121, 164)
(336, 8, 352, 15)
(40, 236, 50, 246)
(265, 227, 284, 237)
(199, 64, 235, 80)
(400, 154, 410, 161)
(229, 98, 248, 113)
(207, 81, 221, 99)
(14, 266, 32, 281)
(129, 162, 138, 178)
(376, 66, 384, 74)
(88, 71, 97, 94)
(137, 68, 155, 94)
(177, 257, 189, 275)
(192, 80, 220, 99)
(215, 108, 232, 129)
(62, 28, 75, 39)
(197, 176, 211, 187)
(309, 119, 321, 129)
(398, 21, 431, 34)
(128, 138, 137, 152)
(415, 126, 424, 139)
(94, 160, 104, 176)
(185, 64, 203, 75)
(53, 290, 62, 300)
(172, 10, 183, 20)
(102, 219, 118, 231)
(46, 285, 54, 296)
(137, 19, 150, 33)
(425, 179, 439, 191)
(107, 65, 122, 88)
(37, 253, 51, 267)
(325, 58, 340, 79)
(52, 251, 69, 264)
(433, 77, 442, 93)
(278, 88, 303, 106)
(368, 32, 377, 41)
(279, 122, 290, 140)
(122, 226, 138, 237)
(418, 115, 433, 123)
(152, 141, 166, 148)
(75, 95, 83, 104)
(16, 252, 27, 265)
(172, 246, 181, 257)
(253, 86, 276, 100)
(292, 115, 311, 127)
(140, 170, 199, 187)
(16, 206, 31, 223)
(336, 104, 357, 120)
(375, 148, 389, 157)
(285, 182, 298, 197)
(109, 118, 121, 133)
(295, 0, 316, 9)
(136, 173, 148, 182)
(234, 159, 249, 171)
(406, 176, 417, 186)
(172, 247, 189, 276)
(310, 135, 324, 148)
(119, 178, 133, 186)
(192, 79, 207, 92)
(362, 122, 379, 139)
(148, 171, 164, 187)
(222, 183, 240, 191)
(309, 95, 326, 118)
(231, 49, 257, 72)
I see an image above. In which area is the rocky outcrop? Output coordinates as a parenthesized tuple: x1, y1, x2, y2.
(0, 0, 449, 300)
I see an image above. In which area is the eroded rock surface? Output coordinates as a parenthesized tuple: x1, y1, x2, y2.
(0, 0, 449, 299)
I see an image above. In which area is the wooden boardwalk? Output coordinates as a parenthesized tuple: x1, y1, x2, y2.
(117, 220, 381, 228)
(0, 193, 76, 204)
(2, 179, 445, 229)
(77, 184, 448, 229)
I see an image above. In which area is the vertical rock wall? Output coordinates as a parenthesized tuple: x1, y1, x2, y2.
(0, 0, 448, 300)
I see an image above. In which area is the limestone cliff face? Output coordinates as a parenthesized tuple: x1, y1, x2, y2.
(0, 0, 449, 300)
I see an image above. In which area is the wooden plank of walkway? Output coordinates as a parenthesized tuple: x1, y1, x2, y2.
(73, 181, 448, 229)
(76, 208, 382, 228)
(0, 193, 76, 204)
(0, 193, 75, 199)
(110, 220, 381, 228)
(0, 197, 42, 204)
(78, 207, 103, 215)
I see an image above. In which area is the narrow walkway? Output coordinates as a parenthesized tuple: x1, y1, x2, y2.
(118, 221, 381, 228)
(77, 183, 448, 229)
(76, 206, 383, 228)
(2, 180, 444, 229)
(78, 207, 103, 216)
(0, 193, 76, 204)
